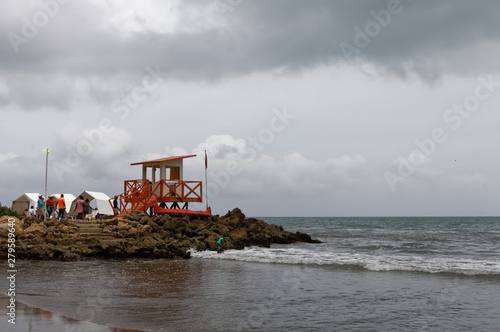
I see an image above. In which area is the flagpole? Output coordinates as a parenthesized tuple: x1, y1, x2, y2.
(204, 150, 208, 210)
(44, 148, 49, 219)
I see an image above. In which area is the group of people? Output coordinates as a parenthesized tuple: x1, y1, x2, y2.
(25, 194, 93, 220)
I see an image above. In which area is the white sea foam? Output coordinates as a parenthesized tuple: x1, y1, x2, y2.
(190, 247, 500, 276)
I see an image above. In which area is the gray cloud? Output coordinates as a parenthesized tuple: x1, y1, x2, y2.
(2, 1, 500, 110)
(1, 1, 500, 216)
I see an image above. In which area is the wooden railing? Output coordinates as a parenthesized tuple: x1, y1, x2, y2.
(110, 179, 203, 215)
(124, 179, 149, 196)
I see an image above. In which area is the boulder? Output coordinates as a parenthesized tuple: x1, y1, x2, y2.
(0, 216, 23, 237)
(222, 208, 246, 223)
(24, 222, 48, 238)
(131, 210, 149, 221)
(117, 221, 132, 231)
(139, 224, 152, 236)
(295, 231, 323, 243)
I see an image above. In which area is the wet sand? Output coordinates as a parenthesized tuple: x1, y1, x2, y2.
(0, 294, 143, 332)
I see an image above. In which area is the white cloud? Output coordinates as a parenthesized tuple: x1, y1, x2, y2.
(89, 0, 182, 36)
(0, 152, 18, 163)
(193, 134, 246, 159)
(174, 135, 373, 209)
(327, 154, 366, 170)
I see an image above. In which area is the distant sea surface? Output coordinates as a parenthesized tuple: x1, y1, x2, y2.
(1, 217, 499, 331)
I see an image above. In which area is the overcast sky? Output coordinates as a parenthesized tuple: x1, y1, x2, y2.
(1, 0, 499, 216)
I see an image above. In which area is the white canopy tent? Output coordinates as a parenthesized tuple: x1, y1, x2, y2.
(11, 193, 41, 215)
(70, 191, 114, 216)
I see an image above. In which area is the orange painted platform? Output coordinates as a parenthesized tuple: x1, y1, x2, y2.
(153, 205, 212, 216)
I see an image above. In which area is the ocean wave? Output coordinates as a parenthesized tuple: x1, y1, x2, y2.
(190, 247, 500, 276)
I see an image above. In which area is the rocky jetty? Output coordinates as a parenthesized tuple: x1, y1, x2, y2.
(0, 208, 321, 260)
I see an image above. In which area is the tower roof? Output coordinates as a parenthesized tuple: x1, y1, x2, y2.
(130, 155, 196, 166)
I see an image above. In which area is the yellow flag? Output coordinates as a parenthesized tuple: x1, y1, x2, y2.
(47, 148, 50, 156)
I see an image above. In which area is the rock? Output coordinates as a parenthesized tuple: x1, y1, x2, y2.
(24, 222, 48, 238)
(139, 224, 152, 236)
(151, 215, 163, 225)
(104, 218, 119, 226)
(131, 210, 149, 221)
(58, 226, 71, 234)
(185, 224, 199, 237)
(222, 208, 246, 222)
(139, 236, 157, 251)
(229, 228, 248, 243)
(124, 227, 140, 238)
(163, 219, 178, 232)
(147, 220, 160, 232)
(160, 214, 172, 223)
(0, 207, 321, 260)
(117, 221, 132, 231)
(295, 231, 323, 243)
(58, 252, 80, 261)
(0, 216, 24, 237)
(177, 250, 191, 259)
(22, 217, 40, 229)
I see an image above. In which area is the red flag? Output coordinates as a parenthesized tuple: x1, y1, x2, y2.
(205, 150, 208, 169)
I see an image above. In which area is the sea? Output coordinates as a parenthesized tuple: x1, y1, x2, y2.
(1, 216, 499, 331)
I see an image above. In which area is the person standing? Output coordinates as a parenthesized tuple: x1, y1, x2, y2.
(75, 195, 85, 219)
(113, 196, 119, 214)
(84, 199, 91, 215)
(36, 195, 45, 220)
(217, 237, 224, 253)
(57, 194, 66, 220)
(46, 196, 55, 219)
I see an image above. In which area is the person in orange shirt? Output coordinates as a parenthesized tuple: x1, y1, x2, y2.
(46, 196, 55, 219)
(56, 194, 66, 220)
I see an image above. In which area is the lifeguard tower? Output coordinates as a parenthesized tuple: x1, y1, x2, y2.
(111, 155, 211, 217)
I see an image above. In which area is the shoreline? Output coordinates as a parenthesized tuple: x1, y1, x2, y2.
(0, 208, 321, 260)
(0, 294, 144, 332)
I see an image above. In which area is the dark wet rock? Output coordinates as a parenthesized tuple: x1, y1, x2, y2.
(58, 252, 81, 261)
(295, 231, 323, 243)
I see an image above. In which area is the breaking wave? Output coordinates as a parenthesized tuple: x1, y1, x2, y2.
(190, 247, 500, 276)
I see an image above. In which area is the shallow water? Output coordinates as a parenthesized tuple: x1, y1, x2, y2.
(0, 294, 131, 332)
